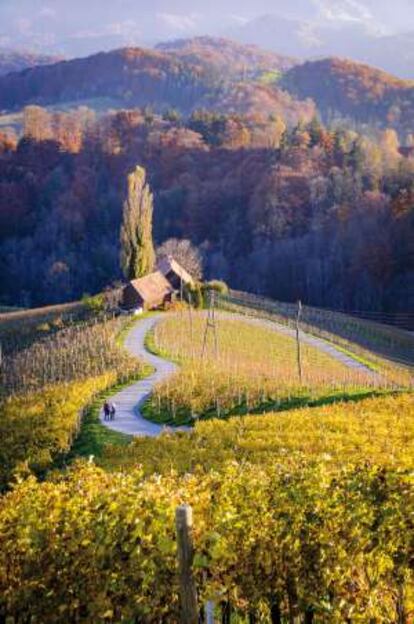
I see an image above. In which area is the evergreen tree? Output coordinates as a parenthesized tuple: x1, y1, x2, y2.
(120, 166, 155, 280)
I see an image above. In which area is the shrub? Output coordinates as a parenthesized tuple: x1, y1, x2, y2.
(203, 280, 229, 295)
(82, 293, 105, 312)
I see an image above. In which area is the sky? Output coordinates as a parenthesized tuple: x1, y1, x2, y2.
(0, 0, 414, 56)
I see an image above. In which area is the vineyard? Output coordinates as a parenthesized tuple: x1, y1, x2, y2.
(0, 299, 413, 622)
(0, 312, 147, 488)
(0, 459, 412, 622)
(0, 300, 88, 354)
(1, 318, 142, 396)
(219, 291, 414, 384)
(145, 312, 394, 425)
(102, 392, 414, 474)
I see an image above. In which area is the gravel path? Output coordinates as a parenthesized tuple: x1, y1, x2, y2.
(101, 311, 380, 437)
(100, 315, 184, 437)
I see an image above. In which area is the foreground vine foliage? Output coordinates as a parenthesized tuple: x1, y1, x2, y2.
(0, 374, 116, 489)
(103, 393, 414, 474)
(0, 461, 412, 623)
(0, 316, 144, 488)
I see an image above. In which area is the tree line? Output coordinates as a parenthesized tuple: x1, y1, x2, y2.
(0, 105, 412, 314)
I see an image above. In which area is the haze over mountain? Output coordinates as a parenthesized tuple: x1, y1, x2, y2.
(0, 0, 413, 77)
(0, 49, 62, 76)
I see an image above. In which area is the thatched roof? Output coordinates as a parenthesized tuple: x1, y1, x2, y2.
(129, 271, 174, 303)
(157, 255, 194, 286)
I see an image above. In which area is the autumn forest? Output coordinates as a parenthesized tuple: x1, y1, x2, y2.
(0, 38, 413, 314)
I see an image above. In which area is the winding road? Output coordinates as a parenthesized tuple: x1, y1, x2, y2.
(100, 315, 183, 437)
(100, 312, 379, 437)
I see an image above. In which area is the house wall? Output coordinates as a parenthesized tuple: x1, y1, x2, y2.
(122, 285, 144, 310)
(166, 270, 182, 291)
(122, 284, 173, 310)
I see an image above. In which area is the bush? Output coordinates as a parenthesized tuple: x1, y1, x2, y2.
(203, 280, 229, 295)
(82, 293, 105, 313)
(184, 282, 204, 309)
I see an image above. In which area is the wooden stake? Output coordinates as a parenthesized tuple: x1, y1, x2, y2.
(296, 300, 303, 384)
(176, 505, 198, 624)
(201, 290, 219, 360)
(188, 292, 195, 360)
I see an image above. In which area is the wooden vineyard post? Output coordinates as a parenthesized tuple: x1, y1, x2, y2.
(296, 300, 303, 384)
(188, 291, 195, 360)
(176, 505, 199, 624)
(201, 290, 219, 360)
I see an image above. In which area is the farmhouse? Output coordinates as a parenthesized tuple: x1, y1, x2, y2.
(122, 257, 195, 311)
(157, 255, 194, 291)
(122, 271, 174, 311)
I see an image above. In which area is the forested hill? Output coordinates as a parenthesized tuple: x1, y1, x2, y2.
(156, 36, 297, 78)
(0, 48, 210, 113)
(0, 39, 413, 134)
(0, 44, 314, 122)
(0, 50, 62, 76)
(0, 108, 413, 312)
(281, 58, 414, 136)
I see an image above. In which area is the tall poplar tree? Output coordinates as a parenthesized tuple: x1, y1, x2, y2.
(120, 165, 155, 280)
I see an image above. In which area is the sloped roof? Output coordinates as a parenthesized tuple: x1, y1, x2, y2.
(129, 271, 173, 303)
(157, 255, 194, 286)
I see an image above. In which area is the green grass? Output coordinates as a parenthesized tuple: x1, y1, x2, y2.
(116, 310, 159, 348)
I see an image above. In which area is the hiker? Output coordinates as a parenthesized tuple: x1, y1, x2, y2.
(110, 402, 116, 420)
(103, 401, 111, 421)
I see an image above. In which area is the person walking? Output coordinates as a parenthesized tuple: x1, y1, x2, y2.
(103, 401, 111, 421)
(110, 402, 116, 420)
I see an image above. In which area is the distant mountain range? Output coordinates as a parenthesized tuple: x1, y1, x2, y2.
(0, 0, 413, 78)
(0, 50, 62, 76)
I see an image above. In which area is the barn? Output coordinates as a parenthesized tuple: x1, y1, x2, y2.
(122, 271, 174, 311)
(157, 255, 194, 291)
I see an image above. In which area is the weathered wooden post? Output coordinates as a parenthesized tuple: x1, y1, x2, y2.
(201, 290, 219, 360)
(188, 291, 195, 360)
(296, 300, 303, 384)
(176, 505, 198, 624)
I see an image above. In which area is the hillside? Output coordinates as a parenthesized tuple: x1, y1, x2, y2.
(281, 57, 414, 134)
(0, 49, 62, 76)
(1, 108, 413, 313)
(0, 297, 413, 621)
(0, 40, 412, 135)
(156, 36, 297, 78)
(0, 42, 314, 122)
(199, 81, 315, 122)
(0, 47, 211, 113)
